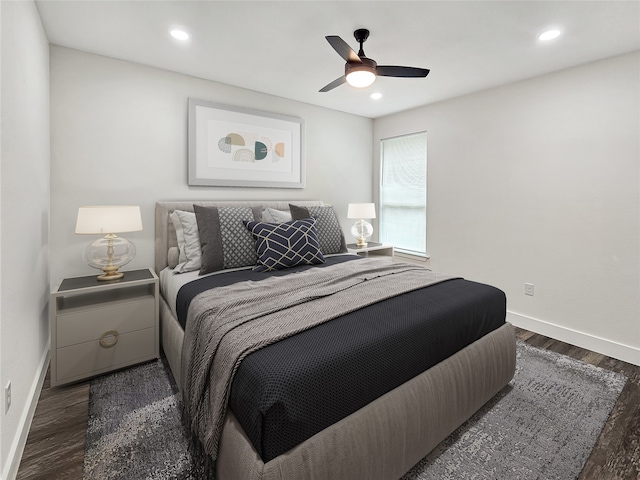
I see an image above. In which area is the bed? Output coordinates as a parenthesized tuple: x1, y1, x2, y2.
(155, 200, 516, 480)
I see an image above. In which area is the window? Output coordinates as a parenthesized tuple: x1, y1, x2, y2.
(379, 132, 427, 256)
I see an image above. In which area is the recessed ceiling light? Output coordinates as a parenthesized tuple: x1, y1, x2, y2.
(170, 29, 190, 41)
(538, 29, 561, 41)
(370, 92, 383, 100)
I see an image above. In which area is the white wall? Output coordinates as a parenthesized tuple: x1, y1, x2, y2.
(374, 51, 640, 365)
(0, 1, 51, 478)
(50, 46, 373, 283)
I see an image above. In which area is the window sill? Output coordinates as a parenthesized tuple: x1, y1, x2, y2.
(394, 251, 430, 262)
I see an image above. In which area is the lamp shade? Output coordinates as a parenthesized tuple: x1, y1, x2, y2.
(75, 206, 143, 235)
(347, 203, 376, 219)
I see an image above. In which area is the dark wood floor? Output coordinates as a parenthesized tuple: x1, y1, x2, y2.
(16, 328, 640, 479)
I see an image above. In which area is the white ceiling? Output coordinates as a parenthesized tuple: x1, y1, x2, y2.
(35, 1, 640, 119)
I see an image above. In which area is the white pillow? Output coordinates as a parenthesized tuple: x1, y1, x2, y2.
(170, 210, 201, 273)
(169, 211, 187, 264)
(167, 246, 180, 269)
(261, 208, 293, 223)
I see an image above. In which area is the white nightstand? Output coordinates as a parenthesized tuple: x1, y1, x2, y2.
(50, 268, 159, 387)
(347, 242, 394, 260)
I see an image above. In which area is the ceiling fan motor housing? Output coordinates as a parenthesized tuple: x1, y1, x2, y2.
(345, 56, 377, 74)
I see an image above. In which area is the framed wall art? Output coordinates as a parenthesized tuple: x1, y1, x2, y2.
(188, 98, 305, 188)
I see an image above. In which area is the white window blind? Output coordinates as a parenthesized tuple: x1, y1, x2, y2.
(379, 132, 427, 256)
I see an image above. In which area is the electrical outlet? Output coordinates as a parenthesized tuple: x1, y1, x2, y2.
(5, 381, 11, 414)
(525, 283, 534, 296)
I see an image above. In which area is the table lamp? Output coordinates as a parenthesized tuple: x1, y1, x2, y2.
(347, 203, 376, 247)
(75, 206, 143, 281)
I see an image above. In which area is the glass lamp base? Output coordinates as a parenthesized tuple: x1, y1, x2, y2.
(83, 234, 136, 281)
(350, 220, 373, 247)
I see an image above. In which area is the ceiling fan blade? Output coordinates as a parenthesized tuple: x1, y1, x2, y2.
(319, 76, 346, 92)
(377, 66, 430, 78)
(325, 36, 362, 63)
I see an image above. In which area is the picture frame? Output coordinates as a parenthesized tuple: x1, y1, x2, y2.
(188, 98, 305, 188)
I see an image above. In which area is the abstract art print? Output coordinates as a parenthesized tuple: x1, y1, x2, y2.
(188, 99, 305, 188)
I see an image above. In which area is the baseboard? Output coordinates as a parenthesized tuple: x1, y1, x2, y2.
(507, 310, 640, 367)
(3, 348, 50, 480)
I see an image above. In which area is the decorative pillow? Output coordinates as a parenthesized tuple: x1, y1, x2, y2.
(244, 219, 325, 272)
(167, 247, 180, 269)
(261, 208, 293, 223)
(169, 211, 187, 264)
(170, 210, 202, 273)
(289, 204, 347, 254)
(194, 205, 258, 275)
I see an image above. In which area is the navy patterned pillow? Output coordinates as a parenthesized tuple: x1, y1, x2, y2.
(244, 219, 325, 272)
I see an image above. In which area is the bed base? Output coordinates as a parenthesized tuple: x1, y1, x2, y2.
(155, 200, 516, 479)
(160, 294, 515, 480)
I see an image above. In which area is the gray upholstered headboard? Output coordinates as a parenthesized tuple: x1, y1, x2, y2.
(154, 200, 324, 274)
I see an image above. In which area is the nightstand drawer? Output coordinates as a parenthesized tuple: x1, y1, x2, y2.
(56, 296, 155, 348)
(56, 327, 156, 382)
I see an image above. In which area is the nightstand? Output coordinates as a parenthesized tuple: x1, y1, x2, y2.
(50, 268, 159, 387)
(347, 242, 394, 260)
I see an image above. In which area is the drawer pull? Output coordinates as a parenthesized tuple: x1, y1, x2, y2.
(99, 330, 120, 348)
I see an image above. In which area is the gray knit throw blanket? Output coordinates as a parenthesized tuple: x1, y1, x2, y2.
(180, 258, 457, 468)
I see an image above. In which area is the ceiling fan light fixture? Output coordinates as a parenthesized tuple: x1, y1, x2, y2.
(346, 65, 376, 88)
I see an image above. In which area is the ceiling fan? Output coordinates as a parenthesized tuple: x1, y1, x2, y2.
(319, 28, 430, 92)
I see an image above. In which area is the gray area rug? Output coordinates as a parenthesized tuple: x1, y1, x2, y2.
(83, 342, 626, 479)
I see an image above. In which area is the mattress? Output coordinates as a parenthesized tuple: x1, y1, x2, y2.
(163, 255, 507, 462)
(159, 263, 252, 320)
